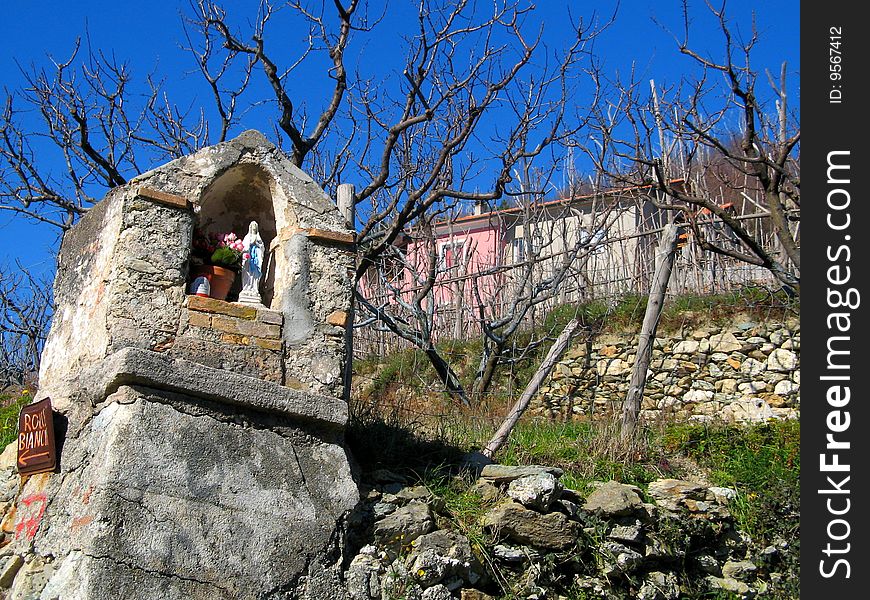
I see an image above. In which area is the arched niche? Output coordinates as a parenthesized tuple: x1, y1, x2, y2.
(195, 164, 283, 307)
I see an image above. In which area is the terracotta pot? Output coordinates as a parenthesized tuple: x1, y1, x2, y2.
(190, 265, 237, 301)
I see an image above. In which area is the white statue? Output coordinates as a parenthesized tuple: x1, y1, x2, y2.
(239, 220, 266, 305)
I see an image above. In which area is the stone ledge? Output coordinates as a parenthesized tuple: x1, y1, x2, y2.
(187, 296, 258, 320)
(136, 186, 190, 209)
(274, 227, 355, 248)
(97, 348, 347, 429)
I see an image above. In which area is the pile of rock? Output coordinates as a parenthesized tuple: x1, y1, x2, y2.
(345, 465, 788, 599)
(534, 318, 799, 424)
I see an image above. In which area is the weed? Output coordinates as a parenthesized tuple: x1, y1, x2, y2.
(0, 389, 32, 448)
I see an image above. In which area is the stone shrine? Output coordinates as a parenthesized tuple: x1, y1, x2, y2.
(4, 131, 359, 599)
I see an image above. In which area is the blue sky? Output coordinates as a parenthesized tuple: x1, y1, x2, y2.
(0, 1, 799, 278)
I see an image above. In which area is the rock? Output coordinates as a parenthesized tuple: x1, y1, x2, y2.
(761, 393, 788, 408)
(493, 544, 529, 563)
(346, 547, 382, 600)
(638, 571, 679, 600)
(460, 589, 496, 600)
(608, 523, 644, 545)
(406, 530, 478, 588)
(682, 390, 713, 404)
(6, 556, 56, 599)
(691, 380, 714, 391)
(769, 329, 789, 346)
(774, 380, 799, 396)
(706, 575, 753, 597)
(767, 349, 798, 373)
(373, 501, 435, 554)
(602, 541, 644, 575)
(372, 502, 397, 519)
(479, 464, 563, 485)
(695, 554, 721, 575)
(781, 337, 799, 350)
(717, 378, 738, 394)
(506, 473, 562, 512)
(708, 333, 742, 353)
(583, 481, 644, 517)
(596, 358, 629, 376)
(0, 442, 17, 471)
(468, 480, 502, 503)
(0, 554, 24, 588)
(647, 479, 707, 513)
(422, 584, 453, 600)
(739, 358, 766, 377)
(722, 560, 758, 582)
(483, 500, 579, 550)
(737, 381, 767, 395)
(397, 485, 437, 504)
(722, 398, 775, 423)
(672, 340, 700, 354)
(707, 487, 738, 505)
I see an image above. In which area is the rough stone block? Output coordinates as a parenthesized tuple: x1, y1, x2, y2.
(187, 311, 212, 329)
(326, 310, 349, 327)
(257, 309, 284, 325)
(252, 337, 283, 351)
(211, 315, 241, 335)
(29, 394, 357, 599)
(187, 296, 258, 320)
(236, 320, 282, 339)
(220, 333, 250, 346)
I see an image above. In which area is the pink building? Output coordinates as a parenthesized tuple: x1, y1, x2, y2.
(360, 185, 674, 343)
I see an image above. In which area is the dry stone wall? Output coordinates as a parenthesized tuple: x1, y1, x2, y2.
(343, 465, 791, 599)
(534, 316, 799, 425)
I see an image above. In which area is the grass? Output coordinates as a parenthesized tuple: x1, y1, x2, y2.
(0, 388, 32, 448)
(662, 419, 800, 540)
(347, 399, 801, 599)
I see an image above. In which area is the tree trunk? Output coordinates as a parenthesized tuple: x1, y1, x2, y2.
(620, 223, 680, 439)
(482, 318, 580, 458)
(425, 347, 469, 406)
(472, 343, 503, 402)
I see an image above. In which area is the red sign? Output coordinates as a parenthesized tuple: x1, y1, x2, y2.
(17, 398, 56, 475)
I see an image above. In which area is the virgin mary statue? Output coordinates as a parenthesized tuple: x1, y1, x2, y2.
(239, 221, 266, 305)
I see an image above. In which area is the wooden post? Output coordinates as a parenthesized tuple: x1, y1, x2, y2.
(337, 183, 356, 403)
(337, 183, 355, 229)
(620, 223, 680, 439)
(482, 318, 580, 459)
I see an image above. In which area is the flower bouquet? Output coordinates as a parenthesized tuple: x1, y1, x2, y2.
(190, 229, 247, 300)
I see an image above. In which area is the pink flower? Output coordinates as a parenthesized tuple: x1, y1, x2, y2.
(243, 252, 251, 260)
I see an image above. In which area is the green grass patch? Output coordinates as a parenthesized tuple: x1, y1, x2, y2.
(0, 389, 32, 448)
(662, 420, 800, 540)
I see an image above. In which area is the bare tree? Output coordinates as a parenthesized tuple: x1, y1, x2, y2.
(1, 1, 617, 392)
(0, 38, 210, 230)
(0, 262, 53, 387)
(585, 0, 799, 294)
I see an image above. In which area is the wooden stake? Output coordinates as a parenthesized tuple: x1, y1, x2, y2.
(620, 222, 680, 439)
(482, 318, 580, 459)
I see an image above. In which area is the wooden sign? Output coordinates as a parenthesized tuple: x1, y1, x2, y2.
(17, 398, 57, 475)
